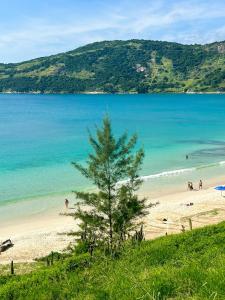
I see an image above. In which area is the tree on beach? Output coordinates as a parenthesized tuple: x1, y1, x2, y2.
(72, 116, 149, 253)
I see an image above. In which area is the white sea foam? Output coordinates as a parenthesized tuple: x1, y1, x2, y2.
(117, 167, 195, 186)
(117, 161, 225, 186)
(140, 168, 196, 181)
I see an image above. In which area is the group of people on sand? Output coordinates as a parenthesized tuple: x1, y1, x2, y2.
(188, 180, 203, 191)
(186, 154, 203, 191)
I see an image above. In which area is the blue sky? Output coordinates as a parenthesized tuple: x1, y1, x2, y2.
(0, 0, 225, 62)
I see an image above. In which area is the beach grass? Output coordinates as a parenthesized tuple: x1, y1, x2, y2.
(0, 262, 43, 276)
(0, 221, 225, 299)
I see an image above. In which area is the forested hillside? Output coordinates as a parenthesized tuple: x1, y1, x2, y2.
(0, 39, 225, 93)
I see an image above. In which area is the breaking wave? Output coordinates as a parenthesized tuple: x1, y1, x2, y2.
(118, 160, 225, 185)
(140, 168, 195, 181)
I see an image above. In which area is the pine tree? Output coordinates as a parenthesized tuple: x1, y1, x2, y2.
(72, 116, 148, 252)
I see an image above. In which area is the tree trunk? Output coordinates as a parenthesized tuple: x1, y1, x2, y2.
(109, 211, 113, 253)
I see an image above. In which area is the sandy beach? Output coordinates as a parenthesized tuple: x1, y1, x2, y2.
(143, 186, 225, 239)
(1, 180, 225, 265)
(0, 206, 77, 264)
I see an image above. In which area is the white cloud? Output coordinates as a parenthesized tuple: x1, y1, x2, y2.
(113, 1, 225, 33)
(0, 0, 225, 62)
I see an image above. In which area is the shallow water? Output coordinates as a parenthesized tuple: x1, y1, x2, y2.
(1, 93, 225, 214)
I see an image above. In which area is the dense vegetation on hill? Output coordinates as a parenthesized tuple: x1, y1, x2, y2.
(0, 222, 225, 299)
(0, 40, 225, 93)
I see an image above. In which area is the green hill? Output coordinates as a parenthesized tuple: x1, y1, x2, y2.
(1, 222, 225, 299)
(0, 40, 225, 93)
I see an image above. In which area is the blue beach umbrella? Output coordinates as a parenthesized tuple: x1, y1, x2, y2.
(214, 186, 225, 196)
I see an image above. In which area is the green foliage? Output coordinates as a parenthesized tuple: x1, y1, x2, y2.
(1, 222, 225, 299)
(0, 39, 225, 93)
(72, 116, 148, 253)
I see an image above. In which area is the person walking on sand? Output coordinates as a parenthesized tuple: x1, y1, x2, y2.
(199, 180, 203, 190)
(65, 198, 69, 209)
(187, 182, 191, 190)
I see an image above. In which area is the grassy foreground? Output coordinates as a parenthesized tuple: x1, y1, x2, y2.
(0, 222, 225, 300)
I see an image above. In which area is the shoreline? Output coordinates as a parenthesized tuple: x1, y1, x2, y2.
(2, 158, 225, 215)
(1, 91, 225, 95)
(1, 175, 225, 264)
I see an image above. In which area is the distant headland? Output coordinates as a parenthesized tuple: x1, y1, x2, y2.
(0, 39, 225, 94)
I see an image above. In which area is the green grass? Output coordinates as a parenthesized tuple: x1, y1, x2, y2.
(0, 262, 42, 276)
(1, 222, 225, 299)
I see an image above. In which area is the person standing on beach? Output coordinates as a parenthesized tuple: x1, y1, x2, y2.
(199, 180, 203, 190)
(187, 182, 193, 190)
(187, 182, 191, 190)
(188, 182, 193, 191)
(65, 198, 69, 209)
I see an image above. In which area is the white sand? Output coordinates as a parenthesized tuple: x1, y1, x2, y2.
(143, 186, 225, 239)
(0, 207, 77, 264)
(1, 182, 225, 264)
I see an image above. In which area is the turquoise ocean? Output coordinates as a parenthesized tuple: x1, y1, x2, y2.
(1, 94, 225, 220)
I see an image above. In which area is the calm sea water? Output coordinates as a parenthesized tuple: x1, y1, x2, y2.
(1, 93, 225, 209)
